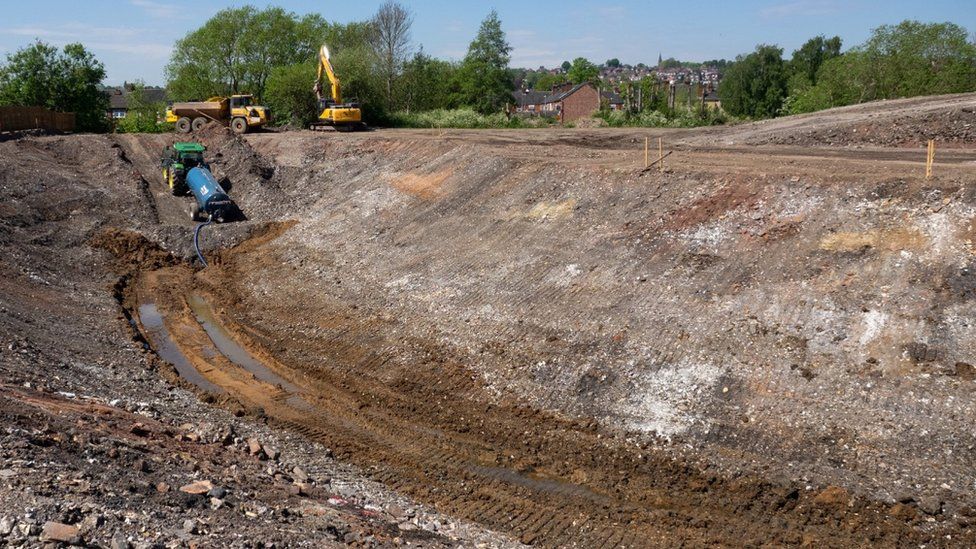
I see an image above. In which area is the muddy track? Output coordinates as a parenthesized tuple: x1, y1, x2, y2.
(131, 256, 926, 548)
(113, 134, 189, 225)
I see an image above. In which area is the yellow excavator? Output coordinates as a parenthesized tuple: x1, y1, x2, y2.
(311, 44, 364, 131)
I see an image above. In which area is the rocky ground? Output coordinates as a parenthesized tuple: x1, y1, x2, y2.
(2, 94, 976, 547)
(0, 131, 514, 548)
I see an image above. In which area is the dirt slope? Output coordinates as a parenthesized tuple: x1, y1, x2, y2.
(3, 95, 976, 547)
(682, 92, 976, 147)
(0, 133, 513, 548)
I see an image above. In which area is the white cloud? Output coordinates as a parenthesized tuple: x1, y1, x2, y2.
(88, 41, 172, 60)
(130, 0, 178, 19)
(1, 23, 171, 61)
(3, 23, 139, 40)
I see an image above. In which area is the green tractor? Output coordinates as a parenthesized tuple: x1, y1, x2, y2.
(161, 142, 208, 196)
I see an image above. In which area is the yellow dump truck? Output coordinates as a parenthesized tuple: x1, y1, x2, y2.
(165, 95, 270, 134)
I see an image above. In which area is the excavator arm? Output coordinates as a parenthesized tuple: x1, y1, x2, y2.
(314, 45, 342, 105)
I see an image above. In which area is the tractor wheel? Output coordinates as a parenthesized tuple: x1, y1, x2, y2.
(169, 175, 183, 196)
(231, 117, 248, 134)
(191, 117, 207, 132)
(176, 117, 192, 133)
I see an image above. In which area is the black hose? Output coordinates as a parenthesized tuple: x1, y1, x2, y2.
(193, 216, 213, 267)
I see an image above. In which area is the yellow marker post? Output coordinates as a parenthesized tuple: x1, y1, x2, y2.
(926, 140, 935, 179)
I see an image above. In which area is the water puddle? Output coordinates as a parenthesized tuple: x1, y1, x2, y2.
(186, 294, 313, 411)
(468, 463, 603, 502)
(137, 303, 225, 394)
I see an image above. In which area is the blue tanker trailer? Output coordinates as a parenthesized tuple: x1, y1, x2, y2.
(186, 166, 234, 223)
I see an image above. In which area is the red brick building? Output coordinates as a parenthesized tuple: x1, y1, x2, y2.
(552, 83, 600, 123)
(514, 83, 597, 123)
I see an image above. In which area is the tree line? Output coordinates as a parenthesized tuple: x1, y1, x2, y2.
(720, 21, 976, 119)
(166, 2, 514, 126)
(1, 11, 974, 131)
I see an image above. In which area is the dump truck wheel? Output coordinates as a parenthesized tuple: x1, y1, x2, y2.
(231, 118, 247, 134)
(191, 117, 207, 132)
(176, 117, 192, 133)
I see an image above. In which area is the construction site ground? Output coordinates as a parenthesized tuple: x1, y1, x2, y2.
(2, 92, 976, 548)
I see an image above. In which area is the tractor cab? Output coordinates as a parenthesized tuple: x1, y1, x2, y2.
(162, 142, 208, 196)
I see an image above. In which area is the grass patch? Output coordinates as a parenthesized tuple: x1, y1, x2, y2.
(388, 109, 556, 129)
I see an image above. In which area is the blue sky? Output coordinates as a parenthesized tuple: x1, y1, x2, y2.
(0, 1, 973, 85)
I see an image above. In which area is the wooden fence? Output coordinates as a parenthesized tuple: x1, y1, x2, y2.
(0, 106, 75, 132)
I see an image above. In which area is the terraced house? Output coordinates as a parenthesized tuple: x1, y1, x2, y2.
(513, 82, 623, 123)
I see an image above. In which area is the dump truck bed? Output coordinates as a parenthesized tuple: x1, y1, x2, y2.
(169, 101, 225, 119)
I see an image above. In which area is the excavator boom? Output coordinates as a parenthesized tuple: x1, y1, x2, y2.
(314, 45, 343, 104)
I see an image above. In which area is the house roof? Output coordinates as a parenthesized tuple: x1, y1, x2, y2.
(601, 90, 623, 104)
(105, 86, 168, 109)
(512, 90, 548, 106)
(515, 82, 595, 106)
(542, 82, 591, 104)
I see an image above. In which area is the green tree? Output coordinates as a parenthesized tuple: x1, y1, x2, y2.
(567, 57, 599, 84)
(720, 44, 787, 119)
(561, 60, 571, 71)
(0, 40, 108, 131)
(398, 50, 457, 112)
(863, 20, 976, 98)
(264, 62, 319, 126)
(605, 58, 621, 68)
(521, 69, 541, 90)
(115, 83, 169, 133)
(535, 72, 567, 91)
(166, 7, 327, 100)
(790, 35, 842, 87)
(789, 53, 867, 113)
(455, 10, 513, 114)
(331, 43, 387, 120)
(791, 20, 976, 114)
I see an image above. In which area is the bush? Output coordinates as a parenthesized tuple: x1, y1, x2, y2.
(114, 114, 171, 133)
(265, 62, 319, 127)
(595, 106, 731, 128)
(387, 108, 532, 129)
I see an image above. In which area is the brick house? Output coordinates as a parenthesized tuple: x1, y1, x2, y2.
(512, 90, 548, 114)
(551, 83, 601, 123)
(513, 82, 606, 123)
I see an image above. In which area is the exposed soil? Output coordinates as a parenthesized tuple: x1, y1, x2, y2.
(3, 95, 976, 547)
(683, 92, 976, 148)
